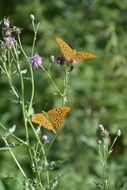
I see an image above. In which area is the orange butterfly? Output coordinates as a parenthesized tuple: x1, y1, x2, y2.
(56, 37, 96, 62)
(31, 106, 70, 131)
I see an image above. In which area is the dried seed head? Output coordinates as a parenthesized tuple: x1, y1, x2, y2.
(0, 18, 10, 28)
(2, 28, 12, 37)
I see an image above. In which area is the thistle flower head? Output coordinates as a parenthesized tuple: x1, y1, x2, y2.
(99, 124, 109, 138)
(2, 36, 16, 49)
(29, 53, 42, 68)
(55, 56, 66, 65)
(0, 18, 10, 28)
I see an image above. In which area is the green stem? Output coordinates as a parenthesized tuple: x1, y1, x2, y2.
(40, 65, 63, 97)
(12, 43, 33, 172)
(17, 28, 43, 185)
(0, 122, 27, 145)
(29, 120, 50, 188)
(28, 66, 35, 114)
(17, 35, 28, 61)
(102, 138, 109, 190)
(0, 57, 19, 99)
(17, 34, 34, 116)
(31, 21, 40, 56)
(98, 143, 104, 166)
(2, 137, 33, 189)
(32, 146, 43, 189)
(46, 129, 60, 155)
(109, 136, 118, 153)
(27, 22, 40, 114)
(62, 64, 70, 105)
(13, 43, 29, 142)
(47, 64, 71, 154)
(7, 49, 11, 74)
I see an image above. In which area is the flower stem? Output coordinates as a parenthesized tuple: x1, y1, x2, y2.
(47, 64, 71, 154)
(109, 136, 118, 153)
(12, 43, 34, 176)
(40, 65, 63, 97)
(31, 20, 40, 56)
(27, 21, 40, 114)
(29, 120, 50, 188)
(62, 64, 70, 105)
(102, 138, 109, 189)
(2, 137, 33, 189)
(98, 137, 109, 190)
(0, 55, 19, 99)
(0, 122, 27, 145)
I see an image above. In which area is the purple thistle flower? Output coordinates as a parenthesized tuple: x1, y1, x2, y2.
(4, 36, 15, 44)
(2, 36, 16, 49)
(29, 53, 42, 68)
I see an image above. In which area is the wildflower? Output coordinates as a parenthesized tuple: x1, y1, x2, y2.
(4, 36, 15, 45)
(42, 135, 48, 141)
(0, 18, 10, 28)
(1, 36, 15, 48)
(29, 53, 42, 68)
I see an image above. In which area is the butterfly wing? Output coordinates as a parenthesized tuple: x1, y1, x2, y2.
(56, 37, 96, 62)
(73, 51, 96, 62)
(47, 106, 71, 129)
(31, 112, 54, 130)
(56, 37, 74, 60)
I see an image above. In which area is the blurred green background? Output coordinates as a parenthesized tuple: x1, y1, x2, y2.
(0, 0, 127, 189)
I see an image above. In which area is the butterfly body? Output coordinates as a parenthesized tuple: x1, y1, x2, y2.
(31, 106, 70, 130)
(56, 37, 96, 62)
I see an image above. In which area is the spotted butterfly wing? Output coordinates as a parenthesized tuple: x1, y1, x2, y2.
(56, 36, 96, 62)
(31, 112, 53, 130)
(31, 106, 71, 130)
(73, 51, 96, 62)
(47, 106, 70, 128)
(56, 37, 73, 60)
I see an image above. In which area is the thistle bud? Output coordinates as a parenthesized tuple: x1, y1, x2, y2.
(117, 130, 121, 137)
(30, 14, 35, 21)
(42, 135, 48, 141)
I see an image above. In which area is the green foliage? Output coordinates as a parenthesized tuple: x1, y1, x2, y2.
(0, 0, 127, 189)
